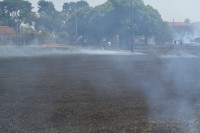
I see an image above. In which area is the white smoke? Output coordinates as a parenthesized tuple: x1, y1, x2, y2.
(0, 46, 147, 58)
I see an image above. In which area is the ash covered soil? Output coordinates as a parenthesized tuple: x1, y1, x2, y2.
(1, 48, 200, 133)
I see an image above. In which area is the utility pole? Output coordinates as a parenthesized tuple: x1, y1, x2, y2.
(131, 0, 134, 53)
(75, 4, 78, 47)
(75, 16, 78, 47)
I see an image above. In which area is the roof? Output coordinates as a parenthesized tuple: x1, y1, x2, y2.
(0, 26, 16, 36)
(168, 22, 191, 27)
(167, 22, 193, 31)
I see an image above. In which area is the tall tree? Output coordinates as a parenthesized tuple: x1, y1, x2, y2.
(36, 0, 62, 32)
(62, 0, 89, 21)
(76, 1, 89, 9)
(63, 1, 89, 13)
(38, 0, 56, 15)
(62, 1, 90, 43)
(0, 5, 4, 25)
(155, 22, 172, 44)
(0, 0, 33, 28)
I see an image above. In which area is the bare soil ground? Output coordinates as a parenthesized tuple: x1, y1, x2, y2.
(0, 48, 200, 133)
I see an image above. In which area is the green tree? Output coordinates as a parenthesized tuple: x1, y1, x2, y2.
(0, 6, 4, 25)
(63, 1, 89, 13)
(108, 0, 145, 48)
(0, 0, 33, 28)
(36, 0, 62, 32)
(63, 2, 76, 14)
(155, 22, 172, 44)
(64, 0, 172, 47)
(136, 5, 159, 44)
(35, 12, 53, 31)
(62, 1, 90, 27)
(76, 1, 89, 9)
(62, 1, 91, 43)
(38, 0, 56, 15)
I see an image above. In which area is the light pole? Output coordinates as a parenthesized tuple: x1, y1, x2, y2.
(75, 15, 78, 47)
(131, 0, 134, 53)
(74, 5, 78, 47)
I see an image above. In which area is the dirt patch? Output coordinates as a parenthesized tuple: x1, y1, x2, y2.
(0, 53, 200, 132)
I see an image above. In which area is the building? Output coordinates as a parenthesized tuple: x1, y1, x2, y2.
(167, 21, 200, 44)
(192, 22, 200, 41)
(0, 26, 16, 44)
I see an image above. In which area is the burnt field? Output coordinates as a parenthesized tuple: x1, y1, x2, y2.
(0, 48, 200, 133)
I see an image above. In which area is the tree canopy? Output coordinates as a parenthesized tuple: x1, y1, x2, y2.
(0, 0, 32, 28)
(65, 0, 171, 47)
(0, 0, 172, 46)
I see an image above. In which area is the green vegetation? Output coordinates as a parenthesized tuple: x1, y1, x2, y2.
(0, 0, 172, 47)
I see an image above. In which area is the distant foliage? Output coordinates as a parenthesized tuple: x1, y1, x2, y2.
(0, 0, 172, 45)
(65, 0, 172, 47)
(0, 0, 32, 28)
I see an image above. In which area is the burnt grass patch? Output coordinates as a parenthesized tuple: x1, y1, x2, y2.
(0, 54, 200, 133)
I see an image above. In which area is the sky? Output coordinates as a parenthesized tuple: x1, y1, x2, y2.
(28, 0, 200, 22)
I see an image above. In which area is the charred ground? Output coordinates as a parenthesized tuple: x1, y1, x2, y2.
(0, 48, 200, 133)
